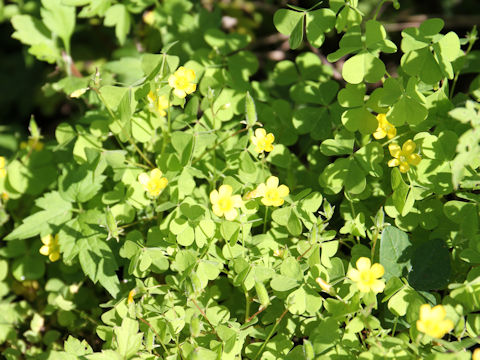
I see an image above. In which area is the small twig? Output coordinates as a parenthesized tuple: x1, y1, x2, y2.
(190, 298, 222, 341)
(247, 305, 267, 323)
(253, 308, 289, 360)
(139, 317, 171, 355)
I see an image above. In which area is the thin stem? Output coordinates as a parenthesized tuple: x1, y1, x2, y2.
(253, 308, 289, 360)
(450, 26, 477, 98)
(129, 139, 155, 168)
(373, 0, 387, 21)
(247, 305, 267, 323)
(370, 227, 380, 261)
(192, 128, 248, 165)
(263, 206, 269, 234)
(139, 317, 171, 355)
(191, 298, 222, 342)
(245, 290, 251, 322)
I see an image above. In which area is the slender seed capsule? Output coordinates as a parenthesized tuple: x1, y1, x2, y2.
(303, 339, 315, 360)
(190, 315, 201, 338)
(105, 207, 119, 242)
(255, 281, 270, 308)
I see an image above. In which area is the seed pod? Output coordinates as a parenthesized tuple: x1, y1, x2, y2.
(255, 281, 270, 308)
(190, 315, 201, 337)
(315, 277, 335, 295)
(303, 339, 315, 360)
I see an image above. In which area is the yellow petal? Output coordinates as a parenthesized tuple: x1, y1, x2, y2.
(399, 162, 410, 173)
(224, 208, 238, 221)
(218, 185, 233, 197)
(158, 177, 168, 189)
(430, 305, 447, 321)
(0, 156, 5, 168)
(264, 144, 274, 152)
(209, 190, 219, 204)
(347, 268, 360, 282)
(419, 304, 432, 321)
(231, 195, 243, 208)
(185, 68, 195, 82)
(138, 173, 150, 186)
(370, 263, 385, 278)
(168, 75, 176, 88)
(39, 245, 50, 256)
(49, 252, 60, 262)
(388, 158, 400, 167)
(174, 89, 186, 98)
(402, 139, 416, 155)
(356, 257, 371, 272)
(371, 279, 385, 293)
(373, 128, 386, 139)
(255, 128, 266, 138)
(255, 183, 266, 197)
(185, 83, 196, 95)
(386, 127, 397, 139)
(41, 234, 52, 245)
(212, 204, 223, 217)
(277, 185, 289, 198)
(266, 176, 279, 189)
(266, 133, 275, 143)
(408, 153, 421, 166)
(388, 143, 401, 158)
(357, 282, 371, 293)
(150, 168, 163, 179)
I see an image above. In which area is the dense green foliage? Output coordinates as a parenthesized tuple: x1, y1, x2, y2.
(1, 0, 480, 359)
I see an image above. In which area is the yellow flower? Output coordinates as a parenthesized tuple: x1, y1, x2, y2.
(1, 192, 8, 201)
(138, 168, 168, 197)
(39, 234, 60, 262)
(210, 184, 243, 221)
(416, 304, 454, 338)
(255, 176, 289, 207)
(20, 138, 44, 151)
(128, 288, 137, 304)
(168, 67, 196, 98)
(316, 277, 333, 294)
(388, 139, 422, 173)
(0, 156, 6, 178)
(373, 113, 396, 140)
(147, 91, 169, 117)
(473, 348, 480, 360)
(251, 128, 274, 154)
(347, 257, 385, 293)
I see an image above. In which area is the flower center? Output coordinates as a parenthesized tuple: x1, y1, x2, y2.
(175, 77, 189, 89)
(265, 189, 279, 201)
(218, 196, 233, 212)
(360, 271, 375, 286)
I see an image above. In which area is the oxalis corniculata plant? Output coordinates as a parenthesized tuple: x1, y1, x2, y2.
(0, 0, 480, 359)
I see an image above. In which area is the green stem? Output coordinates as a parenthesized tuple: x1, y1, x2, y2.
(192, 128, 248, 165)
(160, 90, 173, 158)
(263, 206, 269, 234)
(373, 0, 387, 21)
(245, 290, 251, 322)
(450, 26, 477, 98)
(253, 308, 289, 360)
(138, 317, 171, 356)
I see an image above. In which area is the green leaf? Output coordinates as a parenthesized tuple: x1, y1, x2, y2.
(408, 239, 451, 290)
(320, 129, 355, 156)
(341, 107, 377, 134)
(78, 236, 120, 297)
(305, 9, 335, 47)
(342, 51, 386, 84)
(104, 4, 130, 45)
(5, 192, 72, 240)
(11, 15, 59, 63)
(114, 318, 143, 359)
(289, 13, 305, 49)
(273, 9, 304, 36)
(41, 0, 75, 52)
(379, 226, 412, 281)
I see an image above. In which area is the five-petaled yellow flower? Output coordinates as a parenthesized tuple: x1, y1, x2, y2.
(210, 184, 243, 221)
(147, 91, 169, 117)
(388, 139, 421, 173)
(416, 304, 454, 338)
(40, 234, 60, 262)
(347, 257, 385, 293)
(373, 113, 396, 140)
(168, 67, 196, 99)
(138, 168, 168, 197)
(0, 156, 6, 178)
(254, 176, 289, 207)
(251, 128, 274, 154)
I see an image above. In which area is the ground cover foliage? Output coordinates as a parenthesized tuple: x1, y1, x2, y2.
(1, 0, 480, 359)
